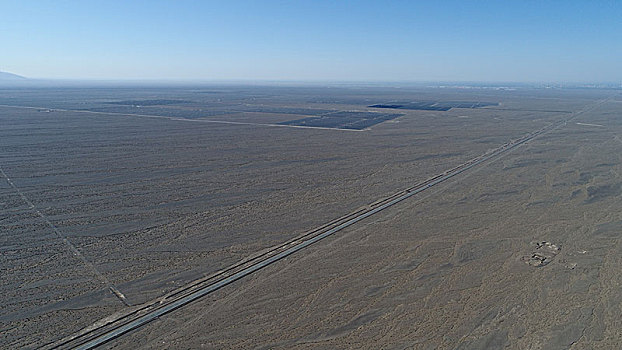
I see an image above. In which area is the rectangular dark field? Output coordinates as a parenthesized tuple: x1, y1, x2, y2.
(106, 99, 192, 106)
(278, 111, 402, 130)
(369, 101, 498, 111)
(85, 106, 235, 119)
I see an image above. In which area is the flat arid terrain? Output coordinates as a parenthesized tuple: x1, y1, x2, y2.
(1, 84, 621, 349)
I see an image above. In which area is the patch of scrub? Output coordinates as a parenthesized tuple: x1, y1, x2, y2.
(584, 183, 622, 204)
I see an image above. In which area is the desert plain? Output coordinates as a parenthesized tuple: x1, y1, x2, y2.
(1, 84, 622, 349)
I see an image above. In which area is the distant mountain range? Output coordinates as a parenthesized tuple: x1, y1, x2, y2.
(0, 71, 27, 80)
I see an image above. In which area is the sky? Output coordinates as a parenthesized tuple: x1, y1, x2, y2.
(1, 0, 622, 82)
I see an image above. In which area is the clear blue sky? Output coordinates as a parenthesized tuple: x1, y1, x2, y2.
(2, 0, 621, 82)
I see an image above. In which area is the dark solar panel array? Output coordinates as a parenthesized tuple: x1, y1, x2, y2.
(369, 101, 498, 111)
(106, 99, 192, 106)
(279, 111, 402, 130)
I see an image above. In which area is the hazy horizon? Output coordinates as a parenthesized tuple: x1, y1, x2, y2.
(3, 77, 622, 87)
(3, 1, 622, 83)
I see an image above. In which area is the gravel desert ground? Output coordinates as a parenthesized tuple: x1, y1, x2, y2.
(1, 85, 620, 348)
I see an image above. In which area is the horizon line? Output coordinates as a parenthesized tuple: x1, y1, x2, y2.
(2, 77, 622, 87)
